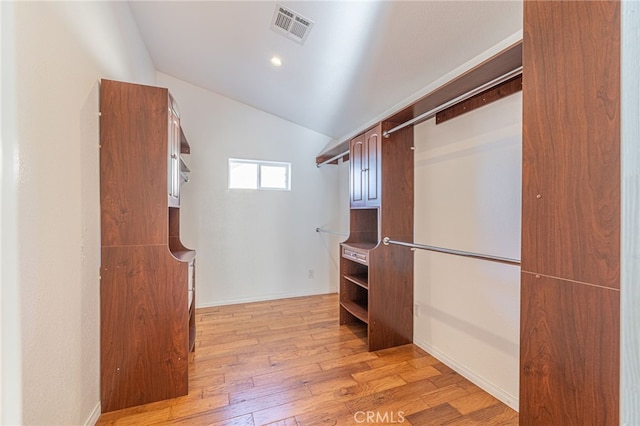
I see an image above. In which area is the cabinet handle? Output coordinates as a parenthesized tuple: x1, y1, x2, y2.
(171, 154, 178, 159)
(362, 168, 368, 172)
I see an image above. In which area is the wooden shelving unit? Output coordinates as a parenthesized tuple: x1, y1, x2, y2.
(99, 79, 196, 413)
(340, 122, 414, 352)
(315, 41, 523, 167)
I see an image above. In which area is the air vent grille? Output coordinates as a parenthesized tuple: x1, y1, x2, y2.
(270, 4, 314, 45)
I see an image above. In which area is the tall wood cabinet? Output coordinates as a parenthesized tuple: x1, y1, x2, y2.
(520, 2, 620, 424)
(340, 122, 414, 352)
(100, 79, 196, 413)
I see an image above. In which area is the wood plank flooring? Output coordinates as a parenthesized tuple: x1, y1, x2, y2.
(96, 293, 518, 425)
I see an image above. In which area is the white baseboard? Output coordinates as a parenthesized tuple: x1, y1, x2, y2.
(413, 337, 519, 412)
(197, 289, 337, 308)
(84, 401, 101, 426)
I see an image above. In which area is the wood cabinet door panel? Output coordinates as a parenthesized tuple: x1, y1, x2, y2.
(350, 135, 366, 208)
(365, 126, 381, 207)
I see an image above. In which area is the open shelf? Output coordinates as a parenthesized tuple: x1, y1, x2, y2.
(340, 299, 368, 324)
(344, 273, 368, 289)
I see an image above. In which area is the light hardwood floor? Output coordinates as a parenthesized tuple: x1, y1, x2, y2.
(97, 293, 518, 425)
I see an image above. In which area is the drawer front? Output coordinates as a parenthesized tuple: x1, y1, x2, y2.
(342, 247, 368, 265)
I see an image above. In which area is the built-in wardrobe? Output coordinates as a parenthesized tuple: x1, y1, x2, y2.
(319, 42, 523, 364)
(338, 122, 414, 352)
(99, 79, 196, 412)
(318, 0, 624, 420)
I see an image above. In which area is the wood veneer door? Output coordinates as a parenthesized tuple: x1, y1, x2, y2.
(520, 273, 619, 425)
(522, 0, 620, 288)
(364, 125, 381, 208)
(350, 134, 366, 208)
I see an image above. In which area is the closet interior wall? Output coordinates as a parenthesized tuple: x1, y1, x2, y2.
(413, 91, 522, 409)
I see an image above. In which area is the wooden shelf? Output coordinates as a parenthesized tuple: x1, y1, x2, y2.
(344, 273, 368, 289)
(180, 127, 190, 154)
(340, 300, 368, 324)
(315, 41, 522, 167)
(315, 140, 349, 166)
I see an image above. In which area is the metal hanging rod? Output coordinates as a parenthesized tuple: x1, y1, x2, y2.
(316, 227, 348, 237)
(383, 66, 523, 138)
(316, 150, 350, 168)
(382, 237, 520, 266)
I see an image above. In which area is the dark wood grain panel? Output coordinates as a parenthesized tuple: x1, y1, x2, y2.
(100, 245, 189, 412)
(368, 244, 413, 352)
(350, 133, 366, 208)
(435, 75, 522, 125)
(344, 209, 378, 245)
(100, 80, 169, 247)
(379, 121, 414, 242)
(169, 207, 195, 253)
(520, 273, 619, 425)
(522, 0, 621, 288)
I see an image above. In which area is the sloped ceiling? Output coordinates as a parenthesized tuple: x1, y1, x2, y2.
(129, 1, 522, 140)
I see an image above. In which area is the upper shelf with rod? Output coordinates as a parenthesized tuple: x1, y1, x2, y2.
(315, 40, 522, 167)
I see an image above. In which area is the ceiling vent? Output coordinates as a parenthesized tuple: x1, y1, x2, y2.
(270, 4, 314, 45)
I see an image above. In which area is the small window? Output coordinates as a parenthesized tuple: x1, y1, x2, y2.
(228, 159, 291, 191)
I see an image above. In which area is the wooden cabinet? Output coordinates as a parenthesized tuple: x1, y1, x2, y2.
(100, 79, 196, 413)
(350, 125, 381, 208)
(340, 122, 414, 352)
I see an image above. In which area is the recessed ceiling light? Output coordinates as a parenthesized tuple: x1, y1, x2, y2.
(270, 56, 283, 67)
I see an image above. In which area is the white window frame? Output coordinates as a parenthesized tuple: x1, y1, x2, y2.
(228, 158, 291, 191)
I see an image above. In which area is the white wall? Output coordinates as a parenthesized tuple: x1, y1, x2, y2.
(621, 1, 640, 423)
(1, 2, 155, 424)
(413, 93, 522, 409)
(156, 73, 341, 307)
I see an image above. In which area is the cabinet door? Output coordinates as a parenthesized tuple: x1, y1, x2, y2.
(168, 99, 181, 207)
(350, 134, 366, 208)
(364, 125, 381, 207)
